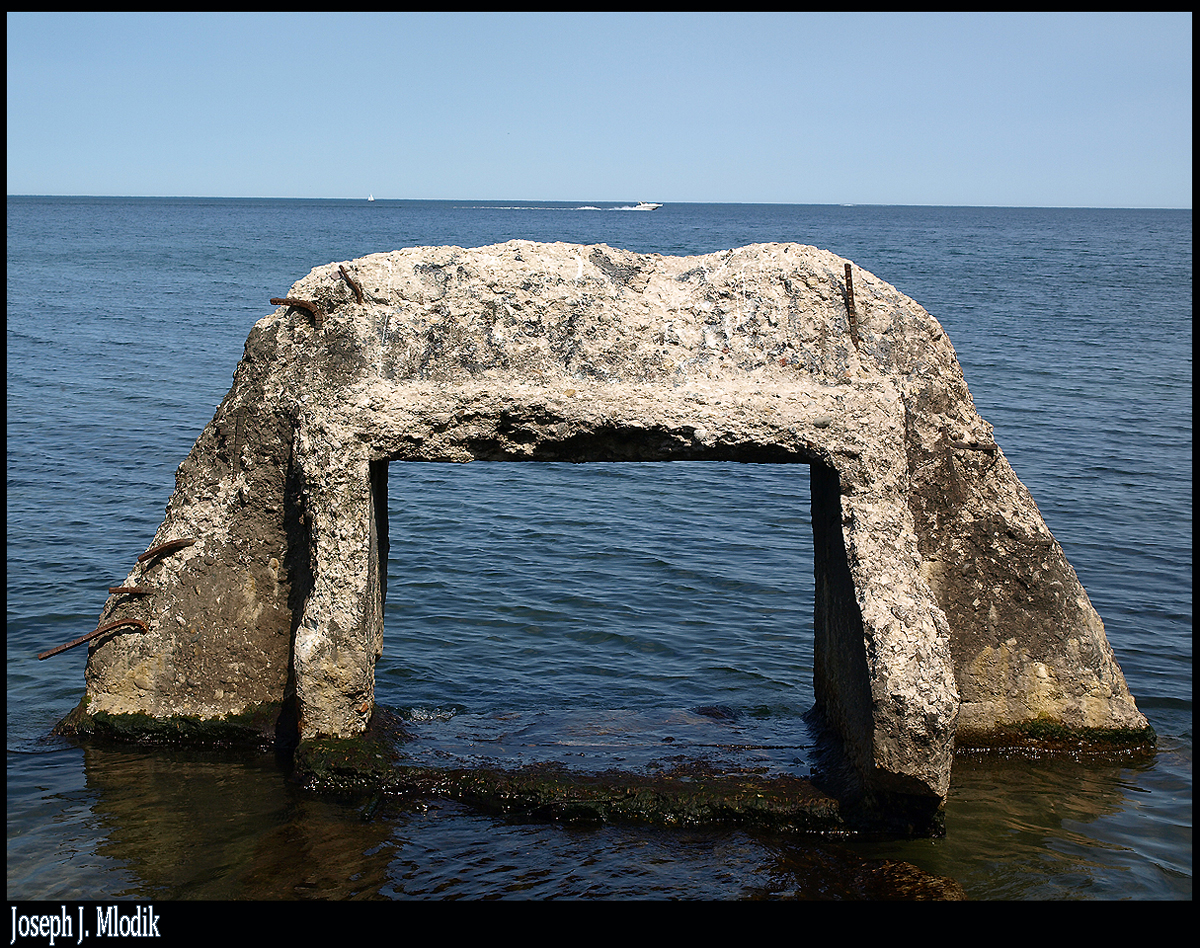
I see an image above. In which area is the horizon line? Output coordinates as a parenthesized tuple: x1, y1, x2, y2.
(5, 193, 1192, 211)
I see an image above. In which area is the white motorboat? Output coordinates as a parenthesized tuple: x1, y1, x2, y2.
(633, 201, 663, 210)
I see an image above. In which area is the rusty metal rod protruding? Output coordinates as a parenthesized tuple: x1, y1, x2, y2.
(339, 265, 364, 304)
(270, 297, 324, 328)
(844, 263, 861, 349)
(137, 537, 196, 563)
(38, 618, 149, 660)
(109, 586, 154, 596)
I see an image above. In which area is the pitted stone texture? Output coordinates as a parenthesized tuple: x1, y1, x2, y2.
(68, 241, 1147, 808)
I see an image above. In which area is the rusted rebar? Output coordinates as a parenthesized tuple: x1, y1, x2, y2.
(109, 586, 154, 596)
(137, 537, 196, 563)
(844, 263, 861, 349)
(270, 296, 324, 328)
(339, 265, 364, 304)
(38, 618, 149, 661)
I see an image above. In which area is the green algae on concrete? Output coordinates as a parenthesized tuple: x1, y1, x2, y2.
(292, 711, 845, 834)
(292, 726, 408, 791)
(390, 762, 844, 833)
(53, 696, 289, 749)
(955, 715, 1158, 757)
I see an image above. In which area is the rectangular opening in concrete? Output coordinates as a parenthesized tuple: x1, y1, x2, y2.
(375, 461, 820, 776)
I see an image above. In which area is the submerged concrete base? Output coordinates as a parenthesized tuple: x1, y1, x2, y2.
(56, 241, 1152, 830)
(290, 706, 950, 838)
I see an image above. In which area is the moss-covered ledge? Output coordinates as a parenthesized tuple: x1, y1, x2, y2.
(295, 738, 846, 834)
(287, 709, 855, 835)
(53, 696, 293, 750)
(955, 715, 1157, 757)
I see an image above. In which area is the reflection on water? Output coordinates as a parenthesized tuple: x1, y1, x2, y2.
(841, 751, 1192, 900)
(7, 739, 958, 900)
(7, 742, 398, 900)
(7, 727, 1187, 900)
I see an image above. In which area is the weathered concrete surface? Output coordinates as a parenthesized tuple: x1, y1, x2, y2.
(58, 240, 1151, 819)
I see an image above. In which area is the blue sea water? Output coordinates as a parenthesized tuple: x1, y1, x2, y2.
(6, 197, 1191, 900)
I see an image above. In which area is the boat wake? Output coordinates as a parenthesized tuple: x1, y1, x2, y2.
(456, 204, 663, 212)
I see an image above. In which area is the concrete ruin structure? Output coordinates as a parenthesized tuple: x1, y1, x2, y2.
(57, 241, 1152, 821)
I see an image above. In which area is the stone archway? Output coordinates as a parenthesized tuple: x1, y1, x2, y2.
(60, 241, 1151, 818)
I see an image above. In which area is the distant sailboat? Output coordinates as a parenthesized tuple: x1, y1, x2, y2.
(368, 194, 375, 202)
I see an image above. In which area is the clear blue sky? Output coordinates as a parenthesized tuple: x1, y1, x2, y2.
(6, 12, 1192, 207)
